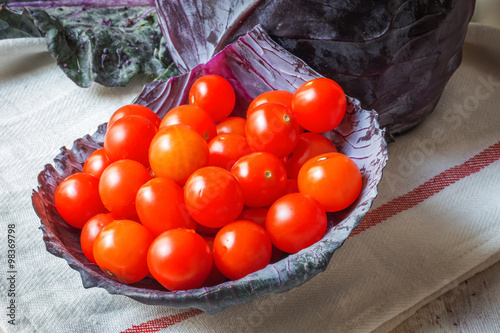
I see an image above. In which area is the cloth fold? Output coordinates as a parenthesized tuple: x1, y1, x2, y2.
(0, 23, 499, 333)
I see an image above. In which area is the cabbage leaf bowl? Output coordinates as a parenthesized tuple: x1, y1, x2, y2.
(32, 26, 388, 314)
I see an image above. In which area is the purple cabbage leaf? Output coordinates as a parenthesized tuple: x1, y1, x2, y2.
(156, 0, 476, 135)
(2, 1, 179, 87)
(32, 25, 388, 313)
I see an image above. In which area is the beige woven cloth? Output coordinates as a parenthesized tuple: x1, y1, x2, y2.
(0, 22, 499, 333)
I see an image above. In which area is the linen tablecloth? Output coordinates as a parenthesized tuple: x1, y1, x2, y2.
(1, 22, 499, 333)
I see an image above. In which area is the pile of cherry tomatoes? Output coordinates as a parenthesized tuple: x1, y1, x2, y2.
(54, 75, 362, 291)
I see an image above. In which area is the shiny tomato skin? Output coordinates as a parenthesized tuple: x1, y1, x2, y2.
(266, 193, 327, 253)
(80, 213, 114, 263)
(238, 207, 268, 228)
(292, 78, 347, 133)
(83, 148, 111, 179)
(147, 229, 212, 291)
(184, 166, 244, 228)
(213, 220, 272, 280)
(286, 132, 337, 180)
(107, 104, 160, 129)
(55, 173, 107, 229)
(189, 75, 235, 123)
(298, 152, 362, 212)
(159, 104, 217, 142)
(201, 236, 227, 287)
(208, 133, 252, 170)
(93, 219, 154, 284)
(104, 115, 158, 167)
(216, 117, 246, 137)
(231, 152, 287, 208)
(247, 90, 293, 116)
(149, 125, 209, 185)
(99, 159, 152, 219)
(136, 177, 196, 237)
(245, 102, 299, 158)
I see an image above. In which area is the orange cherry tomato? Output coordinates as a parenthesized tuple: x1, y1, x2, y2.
(159, 105, 217, 142)
(93, 219, 154, 284)
(285, 132, 337, 179)
(297, 152, 362, 212)
(149, 125, 209, 185)
(247, 90, 293, 116)
(216, 117, 246, 137)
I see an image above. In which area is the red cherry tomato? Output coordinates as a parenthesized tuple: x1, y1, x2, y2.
(247, 90, 293, 115)
(55, 173, 107, 229)
(297, 152, 362, 212)
(147, 229, 212, 291)
(216, 117, 246, 137)
(284, 179, 299, 194)
(83, 148, 111, 179)
(93, 219, 154, 284)
(286, 132, 337, 179)
(136, 177, 196, 237)
(202, 236, 227, 287)
(245, 102, 299, 158)
(184, 166, 244, 228)
(189, 75, 235, 122)
(195, 223, 221, 236)
(99, 159, 152, 219)
(292, 78, 347, 133)
(231, 152, 287, 208)
(149, 125, 209, 185)
(80, 213, 114, 263)
(159, 105, 217, 142)
(213, 220, 272, 280)
(104, 115, 158, 167)
(266, 193, 327, 253)
(208, 133, 252, 170)
(107, 104, 160, 129)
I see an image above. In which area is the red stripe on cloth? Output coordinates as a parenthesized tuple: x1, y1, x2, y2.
(351, 141, 500, 237)
(121, 309, 203, 333)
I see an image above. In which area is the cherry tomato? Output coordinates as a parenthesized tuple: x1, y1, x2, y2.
(147, 229, 212, 291)
(80, 213, 114, 263)
(266, 193, 327, 253)
(238, 207, 268, 228)
(136, 177, 196, 237)
(297, 152, 362, 212)
(208, 133, 252, 170)
(292, 78, 346, 133)
(55, 173, 107, 229)
(231, 152, 287, 207)
(247, 90, 293, 115)
(216, 117, 246, 137)
(195, 224, 221, 236)
(202, 236, 227, 287)
(245, 102, 299, 158)
(184, 166, 244, 228)
(213, 220, 272, 280)
(83, 148, 111, 179)
(99, 159, 152, 219)
(93, 220, 154, 284)
(159, 105, 217, 142)
(149, 125, 209, 185)
(107, 104, 160, 129)
(189, 75, 235, 122)
(104, 115, 158, 167)
(285, 132, 337, 179)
